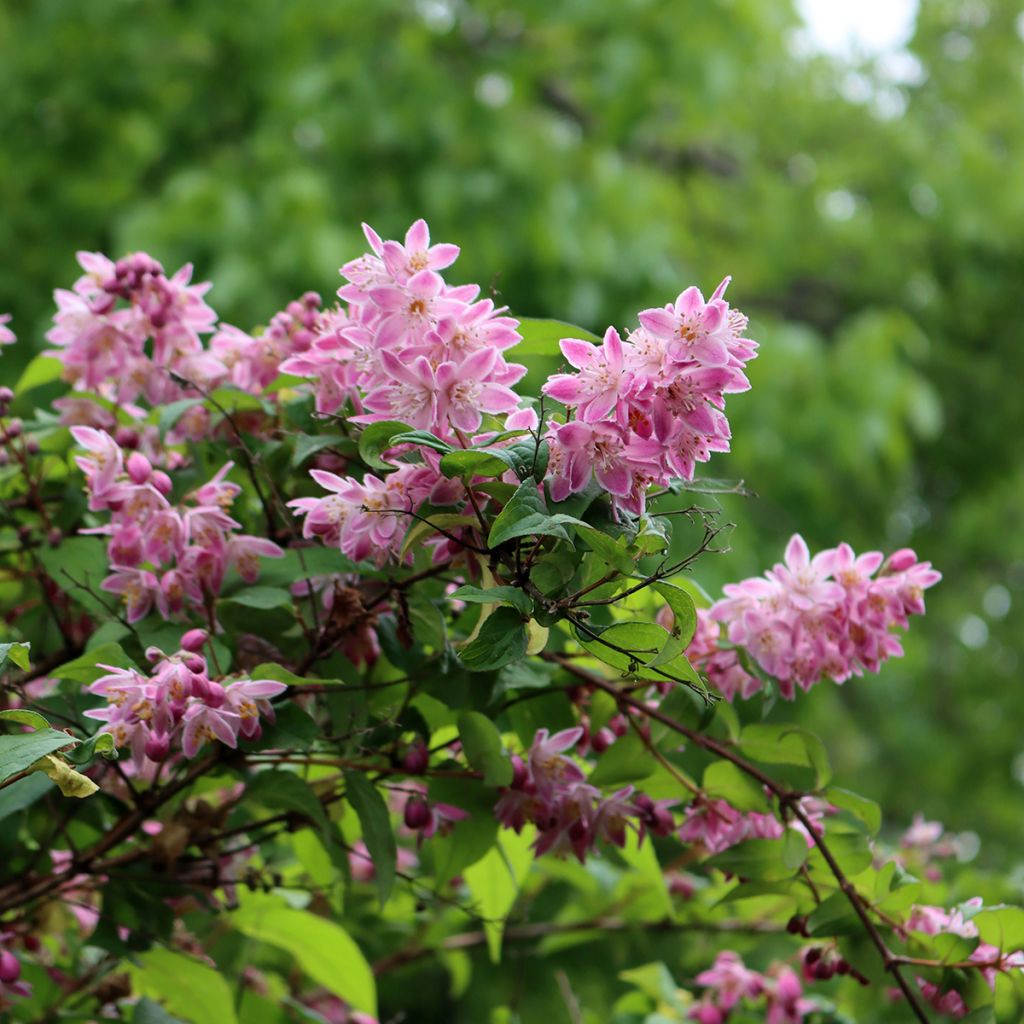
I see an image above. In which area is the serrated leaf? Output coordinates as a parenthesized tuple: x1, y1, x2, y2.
(459, 607, 527, 672)
(651, 582, 698, 648)
(0, 728, 76, 784)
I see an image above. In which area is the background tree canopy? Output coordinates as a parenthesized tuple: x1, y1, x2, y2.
(1, 0, 1022, 1015)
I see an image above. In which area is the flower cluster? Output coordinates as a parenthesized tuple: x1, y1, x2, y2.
(678, 794, 830, 857)
(72, 427, 282, 621)
(280, 219, 525, 436)
(211, 290, 324, 394)
(677, 607, 760, 702)
(699, 535, 940, 700)
(689, 952, 815, 1024)
(47, 252, 220, 406)
(541, 280, 756, 514)
(494, 728, 675, 862)
(289, 459, 463, 566)
(84, 635, 287, 768)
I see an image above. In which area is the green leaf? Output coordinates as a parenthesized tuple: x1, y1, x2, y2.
(0, 708, 50, 730)
(37, 536, 111, 616)
(738, 724, 831, 788)
(158, 397, 204, 434)
(588, 732, 656, 786)
(488, 480, 582, 549)
(574, 524, 637, 574)
(0, 773, 53, 820)
(807, 890, 862, 936)
(291, 432, 346, 467)
(357, 420, 411, 469)
(974, 905, 1024, 951)
(389, 429, 453, 454)
(132, 998, 188, 1024)
(781, 828, 810, 870)
(651, 582, 698, 647)
(15, 354, 64, 394)
(129, 947, 237, 1024)
(516, 318, 601, 357)
(51, 643, 137, 685)
(617, 826, 673, 918)
(344, 771, 398, 907)
(0, 642, 30, 671)
(450, 584, 532, 616)
(65, 730, 118, 766)
(0, 728, 76, 784)
(706, 839, 798, 881)
(222, 586, 294, 610)
(824, 787, 882, 836)
(232, 895, 376, 1016)
(702, 761, 771, 813)
(463, 828, 534, 962)
(458, 711, 514, 786)
(440, 448, 516, 480)
(459, 607, 527, 672)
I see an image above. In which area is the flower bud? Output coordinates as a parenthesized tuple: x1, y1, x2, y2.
(183, 652, 207, 674)
(114, 426, 139, 449)
(144, 732, 171, 762)
(0, 386, 13, 404)
(404, 796, 432, 831)
(5, 418, 22, 439)
(887, 548, 918, 572)
(126, 451, 152, 484)
(25, 438, 40, 456)
(0, 950, 21, 984)
(204, 681, 226, 708)
(151, 470, 173, 496)
(401, 739, 429, 775)
(180, 628, 208, 653)
(145, 645, 167, 664)
(47, 528, 62, 547)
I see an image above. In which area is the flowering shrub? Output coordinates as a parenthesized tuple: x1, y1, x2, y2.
(0, 223, 1019, 1023)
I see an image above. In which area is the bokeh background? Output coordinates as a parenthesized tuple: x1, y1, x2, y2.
(2, 0, 1021, 904)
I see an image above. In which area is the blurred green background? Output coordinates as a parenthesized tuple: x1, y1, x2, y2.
(2, 0, 1021, 914)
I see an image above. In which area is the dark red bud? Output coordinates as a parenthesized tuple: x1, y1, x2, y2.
(404, 797, 432, 831)
(402, 740, 429, 775)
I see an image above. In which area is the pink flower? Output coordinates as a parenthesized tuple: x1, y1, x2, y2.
(379, 218, 460, 283)
(0, 314, 15, 349)
(181, 703, 241, 758)
(543, 327, 632, 422)
(638, 280, 733, 366)
(694, 951, 764, 1010)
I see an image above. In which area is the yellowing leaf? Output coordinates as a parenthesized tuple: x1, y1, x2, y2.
(34, 755, 99, 798)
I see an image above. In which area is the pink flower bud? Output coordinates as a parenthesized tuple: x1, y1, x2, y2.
(887, 548, 918, 572)
(145, 645, 167, 664)
(151, 470, 173, 496)
(0, 950, 21, 984)
(204, 681, 226, 708)
(126, 451, 152, 484)
(183, 653, 207, 674)
(180, 629, 208, 654)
